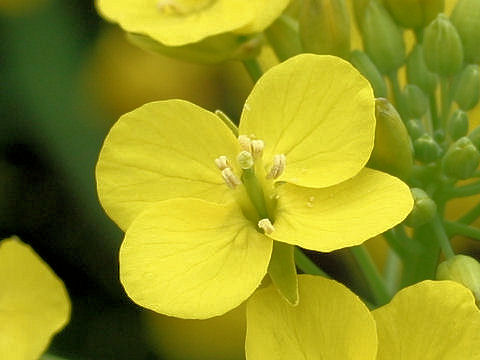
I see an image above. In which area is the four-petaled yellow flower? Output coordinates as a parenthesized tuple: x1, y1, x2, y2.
(96, 54, 413, 319)
(95, 0, 290, 46)
(247, 275, 480, 359)
(0, 237, 71, 360)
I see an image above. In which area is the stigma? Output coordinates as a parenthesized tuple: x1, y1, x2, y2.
(258, 218, 275, 234)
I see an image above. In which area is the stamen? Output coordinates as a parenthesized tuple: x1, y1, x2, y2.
(238, 135, 252, 152)
(237, 151, 254, 170)
(258, 218, 275, 234)
(221, 168, 241, 189)
(267, 154, 286, 179)
(214, 156, 230, 170)
(251, 140, 264, 159)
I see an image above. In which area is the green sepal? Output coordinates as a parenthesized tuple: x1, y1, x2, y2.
(383, 0, 444, 29)
(350, 50, 388, 97)
(268, 241, 299, 306)
(413, 134, 443, 163)
(405, 188, 437, 228)
(368, 98, 413, 180)
(453, 64, 480, 111)
(451, 0, 480, 64)
(442, 136, 480, 180)
(468, 125, 480, 150)
(403, 84, 428, 118)
(265, 15, 303, 62)
(448, 109, 469, 141)
(407, 44, 438, 95)
(406, 118, 426, 140)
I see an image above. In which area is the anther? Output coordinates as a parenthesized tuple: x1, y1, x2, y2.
(258, 218, 275, 234)
(221, 168, 241, 189)
(214, 156, 230, 170)
(251, 140, 264, 159)
(238, 135, 252, 152)
(266, 154, 286, 179)
(237, 151, 254, 170)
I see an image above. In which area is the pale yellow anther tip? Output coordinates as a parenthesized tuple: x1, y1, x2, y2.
(215, 155, 230, 170)
(251, 140, 264, 159)
(221, 168, 242, 189)
(238, 135, 252, 152)
(258, 218, 275, 234)
(267, 154, 286, 179)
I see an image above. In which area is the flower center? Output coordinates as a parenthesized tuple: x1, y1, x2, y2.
(214, 135, 287, 234)
(156, 0, 215, 15)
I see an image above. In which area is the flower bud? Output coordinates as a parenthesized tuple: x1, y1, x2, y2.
(468, 125, 480, 150)
(448, 109, 469, 140)
(423, 14, 464, 76)
(414, 134, 443, 163)
(437, 254, 480, 305)
(384, 0, 444, 29)
(367, 98, 413, 180)
(403, 84, 429, 118)
(351, 0, 370, 28)
(451, 0, 480, 64)
(127, 32, 263, 64)
(407, 44, 438, 95)
(454, 64, 480, 111)
(405, 188, 437, 227)
(350, 50, 388, 97)
(299, 0, 351, 58)
(265, 15, 303, 62)
(442, 137, 480, 179)
(406, 118, 425, 140)
(361, 0, 405, 74)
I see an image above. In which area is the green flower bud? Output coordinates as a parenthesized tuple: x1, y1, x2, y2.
(407, 44, 438, 95)
(350, 50, 388, 97)
(265, 15, 303, 62)
(423, 14, 464, 76)
(128, 32, 262, 64)
(361, 0, 405, 74)
(403, 84, 429, 118)
(468, 125, 480, 150)
(299, 0, 350, 58)
(351, 0, 370, 28)
(406, 118, 426, 140)
(368, 98, 413, 180)
(405, 188, 437, 227)
(451, 0, 480, 64)
(442, 137, 480, 179)
(437, 254, 480, 305)
(448, 109, 469, 140)
(434, 128, 446, 143)
(414, 134, 443, 163)
(454, 64, 480, 111)
(384, 0, 444, 29)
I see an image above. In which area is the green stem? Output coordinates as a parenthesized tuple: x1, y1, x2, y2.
(384, 249, 402, 295)
(388, 71, 407, 119)
(294, 247, 329, 278)
(459, 202, 480, 224)
(446, 180, 480, 198)
(383, 229, 408, 258)
(350, 245, 390, 306)
(445, 220, 480, 240)
(440, 76, 452, 129)
(242, 58, 263, 83)
(428, 93, 439, 133)
(431, 215, 455, 259)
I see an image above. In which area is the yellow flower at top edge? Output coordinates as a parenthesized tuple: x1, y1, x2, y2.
(246, 275, 480, 359)
(96, 54, 413, 319)
(0, 237, 71, 360)
(95, 0, 291, 46)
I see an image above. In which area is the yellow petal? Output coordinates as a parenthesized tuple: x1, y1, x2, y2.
(269, 168, 413, 252)
(120, 199, 272, 319)
(237, 0, 291, 34)
(373, 280, 480, 360)
(96, 100, 239, 230)
(246, 275, 377, 360)
(0, 237, 70, 360)
(239, 54, 375, 189)
(96, 0, 255, 46)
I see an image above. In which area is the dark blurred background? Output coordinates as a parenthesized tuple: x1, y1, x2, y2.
(0, 1, 378, 358)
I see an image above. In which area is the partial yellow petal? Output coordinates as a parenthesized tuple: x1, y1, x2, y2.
(373, 280, 480, 360)
(237, 0, 291, 34)
(0, 237, 70, 360)
(246, 275, 377, 360)
(96, 0, 255, 46)
(269, 168, 413, 252)
(120, 199, 272, 319)
(96, 100, 239, 230)
(239, 54, 375, 189)
(267, 241, 298, 306)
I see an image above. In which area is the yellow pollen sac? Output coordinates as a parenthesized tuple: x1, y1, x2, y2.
(221, 168, 241, 189)
(238, 135, 252, 152)
(251, 139, 264, 159)
(258, 218, 275, 234)
(214, 155, 230, 170)
(237, 151, 255, 170)
(156, 0, 214, 15)
(267, 154, 286, 179)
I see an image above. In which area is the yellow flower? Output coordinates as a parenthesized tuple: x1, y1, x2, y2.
(95, 0, 291, 46)
(0, 237, 71, 360)
(246, 275, 480, 359)
(96, 54, 413, 319)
